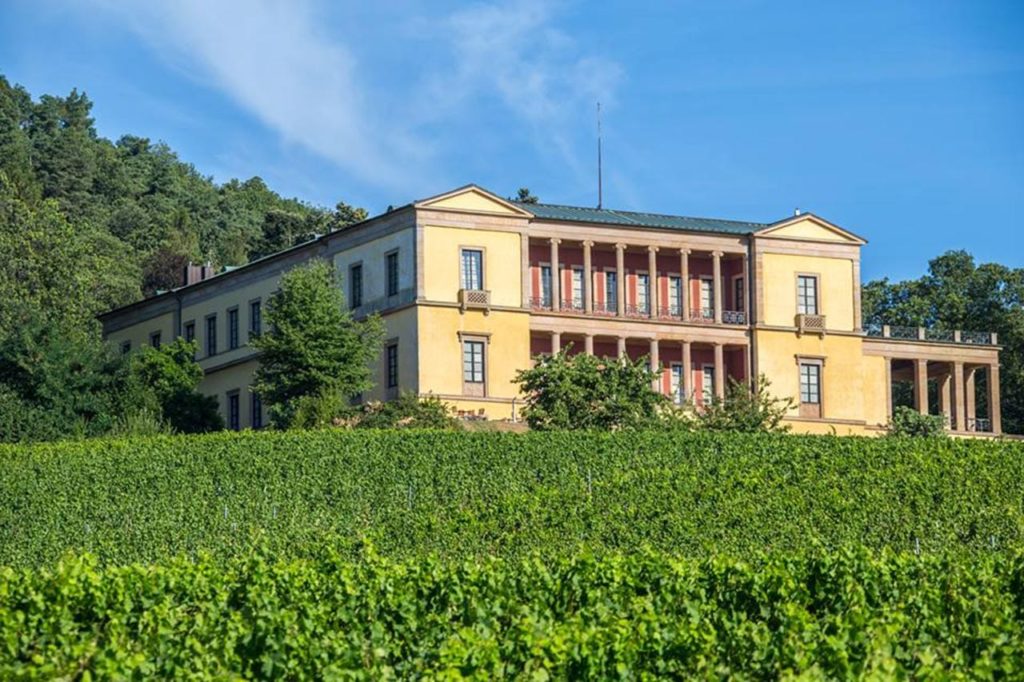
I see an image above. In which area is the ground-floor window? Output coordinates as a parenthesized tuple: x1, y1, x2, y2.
(227, 391, 240, 431)
(798, 359, 823, 418)
(386, 343, 399, 388)
(251, 392, 262, 429)
(670, 363, 685, 404)
(462, 337, 486, 397)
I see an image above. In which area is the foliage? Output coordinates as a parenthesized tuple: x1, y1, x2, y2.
(130, 339, 223, 433)
(252, 261, 384, 429)
(2, 547, 1023, 678)
(511, 187, 539, 203)
(515, 349, 668, 430)
(697, 374, 794, 433)
(887, 405, 947, 438)
(356, 392, 458, 430)
(863, 250, 1024, 434)
(2, 430, 1024, 566)
(106, 406, 173, 438)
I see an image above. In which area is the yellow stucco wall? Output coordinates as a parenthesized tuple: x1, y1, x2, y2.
(421, 225, 522, 307)
(416, 306, 530, 416)
(366, 306, 419, 402)
(760, 252, 856, 331)
(424, 189, 522, 215)
(105, 311, 175, 353)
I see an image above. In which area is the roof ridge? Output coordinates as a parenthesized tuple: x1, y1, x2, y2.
(516, 201, 768, 227)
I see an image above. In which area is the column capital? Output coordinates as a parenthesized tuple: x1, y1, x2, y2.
(711, 250, 724, 258)
(548, 237, 562, 245)
(614, 242, 627, 251)
(678, 248, 691, 256)
(647, 245, 660, 253)
(582, 239, 595, 248)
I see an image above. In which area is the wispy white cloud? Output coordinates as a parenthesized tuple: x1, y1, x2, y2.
(82, 0, 622, 196)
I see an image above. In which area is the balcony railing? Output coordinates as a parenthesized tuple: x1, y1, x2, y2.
(690, 307, 715, 323)
(723, 310, 747, 325)
(656, 306, 683, 320)
(560, 299, 585, 313)
(529, 296, 552, 311)
(865, 325, 997, 346)
(458, 288, 490, 312)
(968, 417, 993, 433)
(593, 301, 617, 316)
(624, 304, 650, 319)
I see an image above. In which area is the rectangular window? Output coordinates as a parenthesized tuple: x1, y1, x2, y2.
(184, 321, 195, 344)
(571, 268, 584, 308)
(121, 340, 131, 355)
(540, 265, 552, 307)
(251, 392, 263, 429)
(605, 270, 617, 310)
(249, 300, 262, 339)
(668, 276, 682, 316)
(670, 363, 685, 404)
(461, 249, 483, 290)
(350, 264, 363, 309)
(700, 278, 714, 318)
(463, 340, 485, 384)
(149, 331, 161, 349)
(228, 392, 240, 431)
(800, 363, 822, 404)
(386, 251, 399, 297)
(797, 275, 819, 315)
(637, 273, 650, 313)
(734, 277, 745, 312)
(228, 308, 239, 350)
(206, 315, 217, 357)
(702, 364, 715, 406)
(386, 343, 399, 388)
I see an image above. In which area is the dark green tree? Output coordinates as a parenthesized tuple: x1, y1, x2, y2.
(252, 261, 384, 428)
(886, 405, 947, 438)
(131, 339, 223, 433)
(696, 375, 794, 433)
(515, 348, 667, 430)
(512, 187, 539, 204)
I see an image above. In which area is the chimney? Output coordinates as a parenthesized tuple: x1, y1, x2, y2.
(794, 208, 801, 216)
(183, 261, 215, 286)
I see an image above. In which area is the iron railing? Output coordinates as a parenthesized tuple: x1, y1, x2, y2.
(723, 310, 747, 325)
(866, 325, 996, 346)
(690, 307, 715, 323)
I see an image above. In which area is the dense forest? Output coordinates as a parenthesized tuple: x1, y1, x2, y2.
(0, 75, 1021, 438)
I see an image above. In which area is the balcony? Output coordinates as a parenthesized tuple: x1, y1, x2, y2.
(796, 313, 826, 336)
(865, 324, 997, 347)
(690, 308, 715, 324)
(458, 288, 490, 312)
(723, 310, 747, 325)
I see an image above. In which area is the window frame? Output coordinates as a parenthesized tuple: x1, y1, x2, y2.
(571, 267, 584, 308)
(385, 342, 399, 389)
(349, 262, 363, 309)
(249, 299, 262, 341)
(796, 273, 820, 316)
(460, 247, 485, 291)
(205, 314, 218, 358)
(796, 355, 825, 418)
(636, 271, 650, 313)
(149, 331, 161, 349)
(227, 390, 240, 431)
(540, 263, 552, 307)
(699, 276, 715, 318)
(605, 268, 618, 310)
(701, 363, 715, 406)
(184, 320, 195, 344)
(459, 332, 489, 397)
(250, 391, 263, 429)
(668, 274, 682, 316)
(732, 275, 745, 313)
(670, 362, 685, 404)
(227, 306, 239, 350)
(385, 250, 400, 298)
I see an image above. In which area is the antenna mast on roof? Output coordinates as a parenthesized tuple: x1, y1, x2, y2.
(596, 101, 603, 209)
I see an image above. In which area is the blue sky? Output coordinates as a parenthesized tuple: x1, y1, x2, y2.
(1, 0, 1021, 281)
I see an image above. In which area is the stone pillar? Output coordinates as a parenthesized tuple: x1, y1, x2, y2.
(549, 238, 561, 312)
(938, 371, 952, 427)
(649, 338, 660, 392)
(582, 240, 594, 314)
(647, 246, 659, 318)
(615, 243, 626, 318)
(714, 343, 725, 400)
(584, 334, 594, 355)
(966, 367, 977, 429)
(551, 331, 561, 354)
(914, 358, 929, 415)
(617, 336, 627, 359)
(952, 361, 966, 431)
(679, 249, 690, 321)
(989, 364, 1002, 434)
(520, 233, 531, 308)
(884, 357, 893, 422)
(681, 340, 692, 400)
(712, 251, 723, 324)
(742, 253, 750, 319)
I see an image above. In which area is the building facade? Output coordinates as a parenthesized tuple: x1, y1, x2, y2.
(100, 185, 1003, 436)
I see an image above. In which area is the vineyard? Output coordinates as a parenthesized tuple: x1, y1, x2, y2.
(2, 430, 1023, 565)
(3, 430, 1024, 677)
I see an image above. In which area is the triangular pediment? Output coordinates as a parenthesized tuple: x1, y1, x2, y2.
(755, 214, 866, 244)
(415, 185, 534, 217)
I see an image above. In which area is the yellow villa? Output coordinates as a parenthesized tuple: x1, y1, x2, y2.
(99, 185, 1003, 436)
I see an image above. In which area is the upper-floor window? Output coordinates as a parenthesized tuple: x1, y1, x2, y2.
(463, 339, 485, 386)
(700, 278, 714, 318)
(386, 251, 399, 297)
(540, 265, 552, 307)
(734, 277, 745, 312)
(637, 273, 650, 313)
(184, 321, 195, 344)
(350, 263, 363, 309)
(249, 300, 262, 340)
(461, 249, 483, 290)
(149, 331, 161, 349)
(701, 364, 715, 406)
(668, 276, 682, 316)
(800, 362, 822, 405)
(386, 343, 399, 388)
(605, 270, 617, 309)
(670, 363, 685, 404)
(228, 307, 239, 350)
(797, 275, 819, 315)
(571, 268, 584, 309)
(206, 315, 217, 357)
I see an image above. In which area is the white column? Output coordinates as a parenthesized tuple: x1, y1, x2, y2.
(551, 331, 561, 354)
(914, 359, 928, 415)
(714, 343, 725, 400)
(649, 338, 660, 391)
(966, 367, 977, 428)
(617, 335, 627, 359)
(712, 251, 723, 324)
(952, 361, 966, 431)
(549, 238, 561, 312)
(584, 334, 594, 355)
(681, 340, 692, 401)
(679, 248, 690, 322)
(583, 240, 594, 314)
(615, 243, 626, 317)
(647, 246, 659, 318)
(989, 364, 1002, 434)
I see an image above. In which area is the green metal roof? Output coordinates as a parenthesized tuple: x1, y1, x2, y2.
(515, 202, 769, 235)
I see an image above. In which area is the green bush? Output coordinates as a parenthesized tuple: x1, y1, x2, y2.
(355, 392, 458, 430)
(2, 430, 1023, 566)
(888, 405, 948, 437)
(2, 548, 1022, 678)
